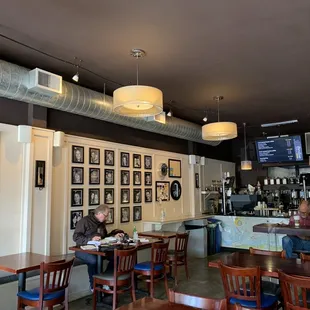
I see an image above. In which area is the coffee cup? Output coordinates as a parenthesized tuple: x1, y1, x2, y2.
(294, 215, 300, 228)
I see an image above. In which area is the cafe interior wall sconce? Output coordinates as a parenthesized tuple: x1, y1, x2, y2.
(35, 160, 46, 189)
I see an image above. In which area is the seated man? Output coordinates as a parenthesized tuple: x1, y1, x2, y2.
(73, 204, 123, 292)
(282, 200, 310, 258)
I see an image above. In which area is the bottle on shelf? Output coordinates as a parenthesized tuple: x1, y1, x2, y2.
(133, 226, 138, 241)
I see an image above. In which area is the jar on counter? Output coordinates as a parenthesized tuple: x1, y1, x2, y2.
(276, 177, 281, 185)
(264, 177, 269, 186)
(282, 178, 288, 185)
(270, 178, 275, 185)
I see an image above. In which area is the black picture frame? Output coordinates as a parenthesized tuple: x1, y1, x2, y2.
(106, 207, 114, 225)
(156, 181, 170, 201)
(71, 188, 83, 207)
(88, 209, 95, 216)
(120, 152, 130, 167)
(89, 148, 100, 165)
(133, 154, 141, 168)
(121, 188, 130, 204)
(120, 207, 130, 223)
(145, 188, 152, 203)
(89, 188, 100, 206)
(104, 188, 114, 204)
(133, 171, 141, 186)
(35, 160, 46, 188)
(144, 172, 152, 186)
(120, 170, 130, 185)
(195, 173, 200, 188)
(71, 167, 84, 185)
(171, 180, 182, 201)
(70, 210, 83, 230)
(133, 206, 142, 222)
(89, 168, 100, 185)
(72, 145, 84, 164)
(168, 159, 182, 178)
(144, 155, 152, 170)
(104, 169, 114, 185)
(133, 189, 142, 203)
(105, 150, 115, 166)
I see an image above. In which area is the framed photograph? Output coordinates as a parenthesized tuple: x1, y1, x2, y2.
(72, 167, 84, 185)
(121, 188, 130, 204)
(120, 152, 130, 168)
(133, 189, 142, 203)
(133, 171, 141, 185)
(106, 207, 114, 225)
(144, 172, 152, 186)
(195, 173, 200, 188)
(72, 145, 84, 164)
(89, 188, 100, 206)
(89, 148, 100, 165)
(104, 188, 114, 204)
(168, 159, 182, 178)
(71, 189, 83, 207)
(88, 209, 95, 216)
(156, 181, 170, 202)
(144, 155, 152, 170)
(133, 154, 141, 168)
(145, 188, 152, 203)
(104, 169, 114, 185)
(133, 206, 142, 222)
(171, 180, 182, 201)
(121, 207, 130, 223)
(121, 170, 130, 185)
(35, 160, 46, 188)
(105, 150, 114, 166)
(70, 210, 83, 230)
(89, 168, 100, 185)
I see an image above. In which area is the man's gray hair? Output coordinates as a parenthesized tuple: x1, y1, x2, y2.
(95, 204, 110, 215)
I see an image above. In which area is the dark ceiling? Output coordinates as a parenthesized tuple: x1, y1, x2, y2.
(1, 0, 310, 138)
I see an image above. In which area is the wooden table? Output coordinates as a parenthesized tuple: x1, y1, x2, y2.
(116, 297, 199, 309)
(138, 231, 178, 239)
(208, 252, 310, 278)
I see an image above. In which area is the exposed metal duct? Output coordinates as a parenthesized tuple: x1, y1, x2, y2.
(0, 60, 219, 145)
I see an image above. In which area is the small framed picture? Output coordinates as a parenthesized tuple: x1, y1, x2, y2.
(168, 159, 182, 178)
(121, 170, 130, 185)
(133, 171, 141, 185)
(156, 181, 170, 202)
(121, 207, 130, 223)
(71, 189, 83, 207)
(89, 168, 100, 185)
(133, 206, 142, 222)
(70, 210, 83, 230)
(72, 167, 84, 185)
(106, 207, 114, 225)
(105, 150, 114, 166)
(133, 154, 141, 168)
(35, 160, 46, 188)
(72, 145, 84, 164)
(144, 155, 152, 170)
(145, 188, 152, 203)
(144, 172, 152, 186)
(120, 152, 130, 167)
(88, 209, 95, 216)
(104, 169, 114, 185)
(171, 180, 182, 201)
(121, 188, 130, 204)
(104, 188, 114, 204)
(133, 189, 142, 203)
(89, 148, 100, 165)
(195, 173, 200, 188)
(89, 188, 100, 206)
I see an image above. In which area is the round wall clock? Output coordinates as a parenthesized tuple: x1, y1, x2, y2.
(171, 180, 182, 200)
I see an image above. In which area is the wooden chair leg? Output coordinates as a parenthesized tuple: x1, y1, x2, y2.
(174, 260, 178, 286)
(92, 282, 97, 310)
(164, 272, 169, 298)
(131, 272, 136, 302)
(184, 257, 189, 280)
(112, 285, 117, 310)
(17, 297, 22, 310)
(150, 274, 154, 298)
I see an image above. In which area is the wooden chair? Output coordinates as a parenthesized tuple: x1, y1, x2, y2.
(17, 258, 75, 310)
(93, 247, 137, 310)
(219, 262, 278, 309)
(278, 270, 310, 310)
(168, 289, 227, 309)
(166, 232, 189, 286)
(249, 247, 286, 259)
(300, 253, 310, 261)
(134, 241, 169, 298)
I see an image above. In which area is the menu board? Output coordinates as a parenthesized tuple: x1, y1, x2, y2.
(255, 135, 303, 163)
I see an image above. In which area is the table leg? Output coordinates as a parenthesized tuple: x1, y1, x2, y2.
(18, 272, 26, 292)
(97, 256, 103, 303)
(267, 233, 271, 251)
(275, 233, 278, 251)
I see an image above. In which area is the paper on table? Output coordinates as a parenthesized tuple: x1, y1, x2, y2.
(138, 238, 149, 243)
(87, 241, 101, 247)
(81, 245, 97, 251)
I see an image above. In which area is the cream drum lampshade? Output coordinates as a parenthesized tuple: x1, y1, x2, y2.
(202, 122, 238, 141)
(241, 160, 252, 170)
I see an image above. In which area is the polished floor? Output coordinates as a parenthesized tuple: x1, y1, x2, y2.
(69, 252, 225, 309)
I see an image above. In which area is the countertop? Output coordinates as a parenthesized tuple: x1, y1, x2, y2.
(143, 215, 213, 224)
(213, 214, 290, 219)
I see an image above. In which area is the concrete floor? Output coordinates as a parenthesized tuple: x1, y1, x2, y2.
(69, 252, 226, 310)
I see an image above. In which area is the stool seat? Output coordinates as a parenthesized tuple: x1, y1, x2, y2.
(17, 287, 65, 301)
(94, 271, 131, 281)
(167, 250, 185, 259)
(230, 293, 278, 308)
(134, 261, 164, 271)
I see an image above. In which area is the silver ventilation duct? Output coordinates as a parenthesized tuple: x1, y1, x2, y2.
(0, 60, 219, 146)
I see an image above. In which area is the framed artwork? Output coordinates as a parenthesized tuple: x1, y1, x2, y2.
(88, 209, 95, 216)
(133, 171, 141, 186)
(121, 188, 130, 204)
(89, 188, 100, 206)
(71, 188, 83, 207)
(133, 154, 141, 168)
(35, 160, 45, 188)
(168, 159, 182, 178)
(156, 181, 170, 201)
(121, 170, 130, 185)
(145, 188, 152, 203)
(105, 150, 115, 166)
(133, 189, 142, 203)
(70, 210, 83, 230)
(144, 155, 152, 170)
(195, 173, 200, 188)
(144, 172, 152, 186)
(72, 145, 84, 164)
(89, 148, 100, 165)
(104, 169, 114, 185)
(120, 152, 130, 167)
(133, 206, 142, 222)
(171, 180, 182, 201)
(121, 207, 130, 223)
(72, 167, 84, 185)
(104, 188, 114, 204)
(89, 168, 100, 185)
(106, 207, 114, 225)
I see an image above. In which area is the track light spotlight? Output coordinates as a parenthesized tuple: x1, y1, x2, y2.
(203, 111, 208, 122)
(167, 109, 173, 117)
(72, 72, 79, 82)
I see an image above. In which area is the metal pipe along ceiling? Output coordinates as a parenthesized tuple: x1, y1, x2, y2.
(0, 60, 219, 146)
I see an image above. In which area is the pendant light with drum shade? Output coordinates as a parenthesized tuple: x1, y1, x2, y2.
(113, 49, 163, 117)
(241, 123, 252, 170)
(202, 96, 238, 141)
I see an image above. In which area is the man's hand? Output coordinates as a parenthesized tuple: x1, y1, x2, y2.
(115, 233, 124, 239)
(92, 236, 101, 241)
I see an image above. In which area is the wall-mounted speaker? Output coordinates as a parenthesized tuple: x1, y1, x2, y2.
(189, 155, 201, 165)
(53, 131, 65, 147)
(17, 125, 32, 143)
(200, 157, 206, 166)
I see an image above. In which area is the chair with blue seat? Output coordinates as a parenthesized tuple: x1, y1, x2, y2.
(17, 258, 75, 310)
(219, 262, 278, 309)
(134, 241, 169, 298)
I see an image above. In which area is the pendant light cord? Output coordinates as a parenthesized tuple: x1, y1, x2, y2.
(136, 55, 139, 85)
(243, 123, 247, 161)
(217, 98, 220, 122)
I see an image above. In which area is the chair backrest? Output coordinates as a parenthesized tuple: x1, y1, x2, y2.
(300, 253, 310, 261)
(219, 262, 261, 308)
(279, 270, 310, 310)
(175, 233, 189, 254)
(152, 241, 169, 267)
(249, 247, 286, 258)
(114, 247, 137, 277)
(169, 289, 227, 310)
